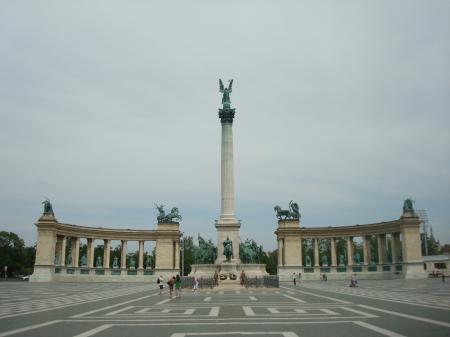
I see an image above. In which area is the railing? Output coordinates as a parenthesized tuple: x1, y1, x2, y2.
(244, 276, 279, 288)
(181, 276, 215, 289)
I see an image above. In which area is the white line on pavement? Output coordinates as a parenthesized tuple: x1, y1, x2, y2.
(71, 324, 113, 337)
(249, 296, 257, 301)
(340, 306, 377, 318)
(70, 293, 159, 318)
(281, 294, 306, 303)
(320, 309, 339, 315)
(353, 321, 407, 337)
(135, 308, 152, 314)
(268, 308, 280, 313)
(280, 286, 348, 304)
(0, 320, 61, 337)
(105, 306, 134, 315)
(204, 297, 211, 302)
(209, 306, 220, 316)
(156, 298, 172, 305)
(243, 306, 255, 316)
(170, 332, 299, 336)
(357, 304, 450, 327)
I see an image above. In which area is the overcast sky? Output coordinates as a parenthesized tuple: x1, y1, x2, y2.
(1, 1, 449, 251)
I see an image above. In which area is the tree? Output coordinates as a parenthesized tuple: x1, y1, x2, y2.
(0, 231, 35, 277)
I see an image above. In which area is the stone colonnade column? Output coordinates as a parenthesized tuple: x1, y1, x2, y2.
(71, 237, 80, 267)
(103, 239, 110, 268)
(277, 239, 284, 267)
(174, 240, 180, 270)
(331, 238, 337, 267)
(87, 238, 94, 268)
(299, 238, 303, 267)
(377, 234, 387, 264)
(346, 237, 354, 266)
(314, 238, 320, 267)
(363, 235, 371, 265)
(138, 240, 144, 269)
(391, 233, 400, 264)
(60, 236, 67, 266)
(121, 240, 127, 269)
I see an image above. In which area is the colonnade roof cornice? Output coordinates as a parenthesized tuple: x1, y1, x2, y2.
(275, 218, 406, 238)
(35, 221, 180, 241)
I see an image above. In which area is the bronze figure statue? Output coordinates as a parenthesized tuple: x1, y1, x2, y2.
(42, 198, 54, 216)
(223, 237, 233, 262)
(274, 200, 301, 220)
(154, 203, 182, 223)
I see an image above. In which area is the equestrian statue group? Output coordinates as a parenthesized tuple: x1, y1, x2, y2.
(274, 200, 300, 220)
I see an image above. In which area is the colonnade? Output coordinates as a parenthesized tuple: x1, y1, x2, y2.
(276, 210, 425, 279)
(277, 233, 402, 268)
(31, 213, 181, 282)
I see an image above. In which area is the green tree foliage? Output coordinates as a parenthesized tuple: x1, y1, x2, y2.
(266, 249, 278, 275)
(0, 231, 36, 277)
(182, 236, 195, 276)
(421, 234, 442, 255)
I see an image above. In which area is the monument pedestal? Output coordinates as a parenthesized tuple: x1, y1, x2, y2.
(215, 219, 241, 265)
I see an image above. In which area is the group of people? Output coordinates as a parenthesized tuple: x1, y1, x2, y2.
(157, 275, 200, 299)
(292, 272, 302, 285)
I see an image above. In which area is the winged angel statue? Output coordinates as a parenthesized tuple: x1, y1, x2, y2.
(219, 79, 233, 109)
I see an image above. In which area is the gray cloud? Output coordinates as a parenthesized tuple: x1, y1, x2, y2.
(0, 1, 449, 249)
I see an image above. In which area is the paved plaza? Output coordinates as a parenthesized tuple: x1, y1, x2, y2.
(0, 279, 449, 337)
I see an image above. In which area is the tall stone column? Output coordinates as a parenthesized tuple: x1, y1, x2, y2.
(346, 237, 354, 266)
(121, 240, 127, 269)
(87, 238, 94, 268)
(363, 235, 371, 265)
(377, 234, 387, 265)
(71, 237, 80, 268)
(138, 240, 144, 269)
(331, 238, 337, 267)
(215, 81, 241, 264)
(103, 239, 110, 268)
(60, 236, 66, 267)
(299, 238, 303, 267)
(314, 238, 320, 267)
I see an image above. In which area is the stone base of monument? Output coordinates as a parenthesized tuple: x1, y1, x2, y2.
(189, 262, 268, 278)
(30, 265, 54, 282)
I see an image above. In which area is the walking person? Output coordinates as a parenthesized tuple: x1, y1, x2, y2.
(293, 272, 297, 286)
(175, 274, 182, 298)
(192, 276, 199, 294)
(168, 276, 175, 299)
(157, 275, 164, 296)
(442, 273, 446, 282)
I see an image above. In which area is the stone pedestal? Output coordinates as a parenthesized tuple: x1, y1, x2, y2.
(215, 220, 241, 264)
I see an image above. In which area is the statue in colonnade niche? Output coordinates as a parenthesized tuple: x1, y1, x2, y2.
(112, 256, 119, 269)
(80, 255, 87, 267)
(339, 254, 345, 266)
(354, 253, 361, 264)
(305, 255, 312, 267)
(321, 254, 328, 267)
(54, 255, 60, 265)
(129, 257, 136, 269)
(371, 255, 376, 265)
(66, 251, 72, 266)
(95, 256, 102, 268)
(145, 255, 153, 269)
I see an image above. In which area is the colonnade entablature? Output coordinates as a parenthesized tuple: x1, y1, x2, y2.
(31, 213, 181, 282)
(276, 210, 425, 280)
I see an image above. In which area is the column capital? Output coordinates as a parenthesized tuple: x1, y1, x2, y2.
(218, 108, 236, 123)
